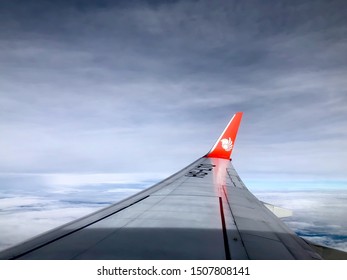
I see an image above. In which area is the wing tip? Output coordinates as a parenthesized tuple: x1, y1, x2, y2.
(206, 112, 243, 159)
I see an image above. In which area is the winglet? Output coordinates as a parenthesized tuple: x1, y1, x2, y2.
(206, 112, 243, 159)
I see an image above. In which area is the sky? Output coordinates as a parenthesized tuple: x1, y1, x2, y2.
(0, 0, 346, 254)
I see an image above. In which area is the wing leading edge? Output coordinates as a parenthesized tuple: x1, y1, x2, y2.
(0, 113, 325, 259)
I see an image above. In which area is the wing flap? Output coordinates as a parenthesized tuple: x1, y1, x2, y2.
(262, 202, 293, 218)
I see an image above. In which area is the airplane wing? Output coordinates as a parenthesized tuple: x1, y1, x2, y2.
(0, 112, 333, 259)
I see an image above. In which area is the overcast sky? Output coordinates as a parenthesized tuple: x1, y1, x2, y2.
(0, 0, 346, 252)
(1, 0, 346, 183)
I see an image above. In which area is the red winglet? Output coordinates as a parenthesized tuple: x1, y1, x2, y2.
(206, 112, 243, 159)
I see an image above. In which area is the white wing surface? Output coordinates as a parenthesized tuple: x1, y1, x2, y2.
(0, 113, 327, 259)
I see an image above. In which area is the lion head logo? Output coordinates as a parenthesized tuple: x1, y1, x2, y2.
(221, 137, 233, 151)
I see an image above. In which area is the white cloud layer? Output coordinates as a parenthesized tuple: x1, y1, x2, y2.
(254, 189, 347, 253)
(0, 173, 346, 255)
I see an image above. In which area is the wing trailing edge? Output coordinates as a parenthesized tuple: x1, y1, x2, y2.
(206, 112, 243, 159)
